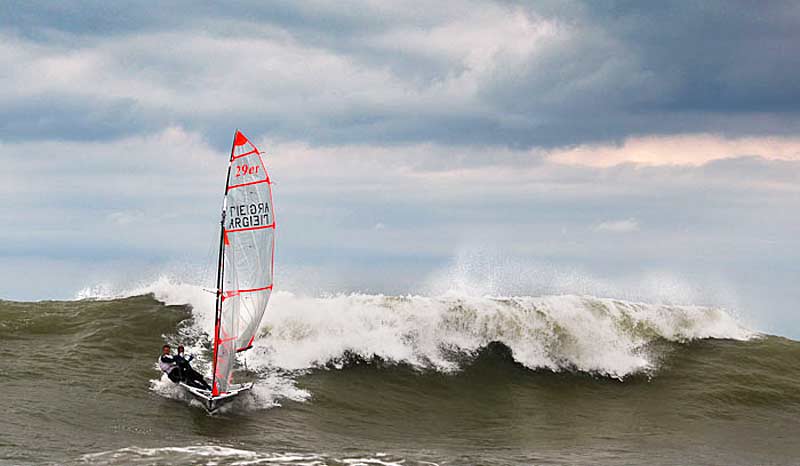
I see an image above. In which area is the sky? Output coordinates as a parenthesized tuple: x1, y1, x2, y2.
(1, 1, 799, 337)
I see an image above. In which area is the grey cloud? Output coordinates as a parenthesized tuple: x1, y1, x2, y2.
(582, 1, 800, 113)
(0, 94, 156, 142)
(3, 1, 800, 148)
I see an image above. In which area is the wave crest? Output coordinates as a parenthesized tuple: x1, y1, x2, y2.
(121, 278, 753, 379)
(258, 293, 752, 378)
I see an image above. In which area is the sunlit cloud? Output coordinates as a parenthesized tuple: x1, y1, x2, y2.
(547, 134, 800, 167)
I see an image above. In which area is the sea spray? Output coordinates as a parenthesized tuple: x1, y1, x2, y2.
(107, 277, 756, 380)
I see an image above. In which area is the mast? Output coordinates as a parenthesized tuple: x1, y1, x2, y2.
(210, 130, 238, 397)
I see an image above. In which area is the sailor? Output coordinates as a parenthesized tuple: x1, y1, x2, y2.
(158, 344, 182, 383)
(175, 345, 212, 391)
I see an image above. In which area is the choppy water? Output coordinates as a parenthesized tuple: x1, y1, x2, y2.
(2, 281, 800, 465)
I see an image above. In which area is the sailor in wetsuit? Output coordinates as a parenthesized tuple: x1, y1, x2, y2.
(158, 344, 182, 383)
(175, 345, 212, 391)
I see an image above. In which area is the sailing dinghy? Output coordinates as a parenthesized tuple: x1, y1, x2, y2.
(182, 130, 275, 412)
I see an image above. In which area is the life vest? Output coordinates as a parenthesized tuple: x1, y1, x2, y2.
(158, 355, 177, 374)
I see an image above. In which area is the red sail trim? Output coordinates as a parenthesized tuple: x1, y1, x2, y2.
(231, 149, 258, 160)
(268, 162, 275, 285)
(227, 179, 269, 190)
(220, 285, 272, 298)
(226, 223, 275, 233)
(219, 285, 272, 298)
(213, 357, 231, 394)
(270, 224, 276, 288)
(265, 151, 277, 282)
(237, 334, 256, 352)
(238, 285, 273, 293)
(233, 130, 248, 147)
(256, 151, 271, 185)
(220, 290, 240, 302)
(233, 285, 271, 353)
(211, 320, 221, 396)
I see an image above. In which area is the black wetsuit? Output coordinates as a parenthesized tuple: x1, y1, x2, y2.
(175, 353, 211, 391)
(159, 354, 182, 383)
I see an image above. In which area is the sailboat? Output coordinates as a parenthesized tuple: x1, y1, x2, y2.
(181, 130, 276, 412)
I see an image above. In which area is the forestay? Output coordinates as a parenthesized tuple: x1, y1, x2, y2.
(212, 130, 275, 396)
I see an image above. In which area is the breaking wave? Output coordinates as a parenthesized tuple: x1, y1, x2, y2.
(84, 276, 754, 380)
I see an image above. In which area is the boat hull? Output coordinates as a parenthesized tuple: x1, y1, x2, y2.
(179, 382, 254, 412)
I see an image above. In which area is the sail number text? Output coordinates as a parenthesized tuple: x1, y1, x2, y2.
(234, 163, 259, 177)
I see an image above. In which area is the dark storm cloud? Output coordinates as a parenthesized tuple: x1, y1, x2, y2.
(581, 1, 800, 113)
(2, 0, 799, 147)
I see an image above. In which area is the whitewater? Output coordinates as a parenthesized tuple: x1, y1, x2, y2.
(86, 277, 754, 385)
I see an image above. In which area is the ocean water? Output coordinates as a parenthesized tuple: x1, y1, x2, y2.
(2, 280, 799, 465)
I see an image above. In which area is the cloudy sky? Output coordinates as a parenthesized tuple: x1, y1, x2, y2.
(1, 1, 799, 337)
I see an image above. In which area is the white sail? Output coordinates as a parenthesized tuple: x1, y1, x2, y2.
(212, 244, 240, 394)
(212, 130, 275, 396)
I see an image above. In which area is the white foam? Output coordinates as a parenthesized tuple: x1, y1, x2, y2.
(80, 446, 411, 466)
(81, 445, 261, 462)
(263, 293, 753, 378)
(149, 372, 188, 401)
(148, 368, 309, 412)
(124, 277, 754, 381)
(74, 282, 119, 301)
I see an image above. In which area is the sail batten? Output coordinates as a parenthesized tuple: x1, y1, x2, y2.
(211, 130, 275, 395)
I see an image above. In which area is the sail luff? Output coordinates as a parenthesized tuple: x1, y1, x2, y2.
(210, 130, 238, 397)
